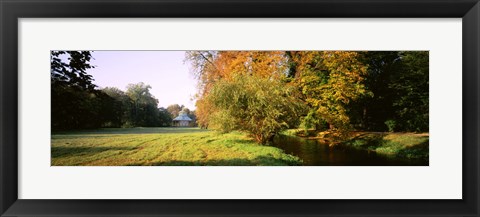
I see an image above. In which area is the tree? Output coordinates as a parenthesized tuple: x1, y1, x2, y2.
(103, 86, 174, 128)
(102, 87, 133, 127)
(166, 104, 185, 118)
(292, 51, 370, 132)
(389, 51, 429, 132)
(351, 51, 401, 130)
(349, 51, 429, 132)
(158, 107, 173, 127)
(187, 109, 198, 127)
(186, 51, 288, 92)
(186, 51, 291, 132)
(51, 51, 112, 130)
(125, 82, 160, 127)
(51, 51, 96, 90)
(204, 74, 304, 144)
(195, 98, 212, 129)
(186, 50, 429, 139)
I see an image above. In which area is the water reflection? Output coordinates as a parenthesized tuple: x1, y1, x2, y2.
(272, 135, 428, 166)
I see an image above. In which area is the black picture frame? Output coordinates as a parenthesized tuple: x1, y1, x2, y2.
(1, 0, 479, 216)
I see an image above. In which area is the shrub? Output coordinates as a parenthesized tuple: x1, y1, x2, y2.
(385, 119, 396, 132)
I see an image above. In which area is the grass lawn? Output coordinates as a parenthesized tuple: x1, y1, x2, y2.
(342, 132, 429, 159)
(51, 127, 302, 166)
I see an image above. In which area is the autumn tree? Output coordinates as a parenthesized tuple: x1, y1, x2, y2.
(186, 51, 289, 130)
(185, 51, 219, 96)
(186, 51, 288, 90)
(187, 50, 428, 138)
(186, 51, 302, 143)
(292, 51, 370, 133)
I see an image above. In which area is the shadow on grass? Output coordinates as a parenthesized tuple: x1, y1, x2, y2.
(51, 146, 135, 158)
(397, 140, 429, 160)
(146, 156, 302, 166)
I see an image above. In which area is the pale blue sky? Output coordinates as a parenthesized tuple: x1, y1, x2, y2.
(87, 51, 197, 110)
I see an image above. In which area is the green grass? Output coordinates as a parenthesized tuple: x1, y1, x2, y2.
(51, 127, 302, 166)
(280, 129, 303, 136)
(342, 132, 429, 159)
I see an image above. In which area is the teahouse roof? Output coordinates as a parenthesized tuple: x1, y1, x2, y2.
(173, 111, 192, 121)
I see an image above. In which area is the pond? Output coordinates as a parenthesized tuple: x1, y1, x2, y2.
(271, 135, 428, 166)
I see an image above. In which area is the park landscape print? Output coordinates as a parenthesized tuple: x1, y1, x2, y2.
(51, 51, 429, 166)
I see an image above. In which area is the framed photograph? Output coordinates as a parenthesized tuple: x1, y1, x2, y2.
(1, 0, 479, 216)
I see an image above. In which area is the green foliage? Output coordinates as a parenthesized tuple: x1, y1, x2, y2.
(349, 51, 429, 132)
(103, 82, 171, 128)
(51, 83, 112, 130)
(102, 87, 133, 127)
(205, 74, 305, 144)
(125, 82, 157, 126)
(51, 51, 110, 130)
(51, 51, 96, 90)
(300, 109, 327, 135)
(158, 107, 173, 127)
(389, 51, 429, 132)
(384, 120, 396, 132)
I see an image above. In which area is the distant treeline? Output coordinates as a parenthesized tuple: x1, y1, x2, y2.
(51, 51, 195, 131)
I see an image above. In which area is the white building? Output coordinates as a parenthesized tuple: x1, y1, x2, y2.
(172, 111, 192, 127)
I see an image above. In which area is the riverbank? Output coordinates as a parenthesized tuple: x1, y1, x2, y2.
(341, 132, 429, 160)
(52, 127, 302, 166)
(281, 129, 429, 160)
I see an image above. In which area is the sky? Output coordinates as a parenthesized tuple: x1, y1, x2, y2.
(87, 51, 198, 110)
